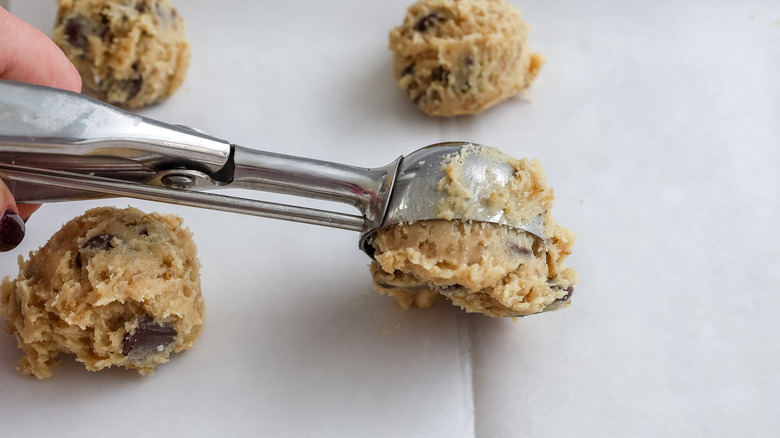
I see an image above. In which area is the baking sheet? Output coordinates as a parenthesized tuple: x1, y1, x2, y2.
(2, 0, 779, 436)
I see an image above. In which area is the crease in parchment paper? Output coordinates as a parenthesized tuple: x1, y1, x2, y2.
(456, 312, 476, 437)
(439, 117, 477, 436)
(437, 115, 479, 437)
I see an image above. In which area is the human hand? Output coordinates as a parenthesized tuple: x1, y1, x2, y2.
(0, 6, 82, 251)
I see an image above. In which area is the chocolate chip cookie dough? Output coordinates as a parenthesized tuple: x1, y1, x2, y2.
(1, 207, 205, 378)
(389, 0, 544, 116)
(369, 147, 577, 317)
(53, 0, 190, 109)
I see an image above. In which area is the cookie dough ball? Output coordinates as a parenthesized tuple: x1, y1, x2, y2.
(370, 220, 576, 317)
(53, 0, 190, 109)
(1, 207, 205, 378)
(389, 0, 544, 116)
(369, 150, 576, 317)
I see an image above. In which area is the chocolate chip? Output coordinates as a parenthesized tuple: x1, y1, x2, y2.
(377, 282, 431, 292)
(464, 56, 474, 66)
(122, 316, 178, 357)
(123, 76, 144, 101)
(98, 13, 111, 39)
(64, 17, 87, 49)
(432, 66, 449, 83)
(400, 63, 415, 77)
(541, 285, 574, 313)
(413, 11, 443, 32)
(554, 286, 574, 303)
(110, 63, 144, 103)
(135, 1, 149, 13)
(82, 233, 122, 251)
(77, 233, 126, 268)
(507, 243, 532, 256)
(127, 221, 149, 236)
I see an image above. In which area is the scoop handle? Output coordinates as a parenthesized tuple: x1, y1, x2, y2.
(230, 146, 399, 232)
(0, 79, 231, 173)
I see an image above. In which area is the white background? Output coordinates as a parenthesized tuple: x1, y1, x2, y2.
(2, 0, 779, 436)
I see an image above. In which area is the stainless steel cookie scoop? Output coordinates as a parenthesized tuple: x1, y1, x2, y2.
(0, 80, 544, 255)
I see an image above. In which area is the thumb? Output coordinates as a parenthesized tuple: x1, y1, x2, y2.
(0, 7, 82, 92)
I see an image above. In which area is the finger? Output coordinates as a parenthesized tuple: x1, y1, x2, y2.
(0, 176, 41, 221)
(17, 203, 41, 221)
(1, 180, 17, 214)
(1, 7, 71, 241)
(0, 7, 81, 93)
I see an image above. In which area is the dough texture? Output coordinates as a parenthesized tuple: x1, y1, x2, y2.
(389, 0, 543, 116)
(1, 207, 205, 378)
(53, 0, 190, 109)
(369, 148, 577, 317)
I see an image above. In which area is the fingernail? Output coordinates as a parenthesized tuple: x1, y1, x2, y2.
(0, 209, 25, 252)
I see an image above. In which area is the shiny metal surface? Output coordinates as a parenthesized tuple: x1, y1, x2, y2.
(230, 146, 400, 235)
(0, 164, 366, 232)
(357, 142, 546, 252)
(0, 79, 231, 173)
(0, 80, 545, 257)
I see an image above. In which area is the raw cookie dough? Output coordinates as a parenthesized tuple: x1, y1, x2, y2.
(369, 147, 577, 317)
(53, 0, 190, 109)
(389, 0, 544, 116)
(1, 207, 205, 378)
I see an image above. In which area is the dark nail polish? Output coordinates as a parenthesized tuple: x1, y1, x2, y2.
(0, 209, 25, 252)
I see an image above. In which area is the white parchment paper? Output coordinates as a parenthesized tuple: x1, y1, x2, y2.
(2, 1, 779, 436)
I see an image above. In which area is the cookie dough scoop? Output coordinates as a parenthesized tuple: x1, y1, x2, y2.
(0, 80, 575, 317)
